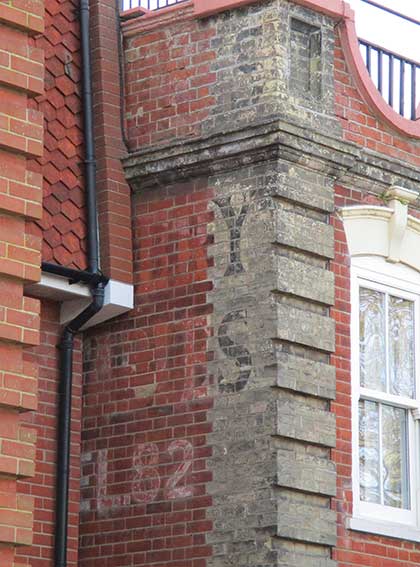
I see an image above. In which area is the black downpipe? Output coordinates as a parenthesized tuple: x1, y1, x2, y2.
(80, 0, 100, 275)
(39, 1, 106, 566)
(54, 284, 105, 567)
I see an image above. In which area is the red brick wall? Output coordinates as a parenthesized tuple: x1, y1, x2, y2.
(332, 26, 420, 566)
(123, 6, 216, 151)
(79, 180, 214, 567)
(16, 301, 83, 567)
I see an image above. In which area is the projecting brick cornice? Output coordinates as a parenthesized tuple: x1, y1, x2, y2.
(124, 118, 358, 188)
(124, 117, 420, 193)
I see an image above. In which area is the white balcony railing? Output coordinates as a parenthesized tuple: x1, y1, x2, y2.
(351, 0, 420, 120)
(120, 0, 188, 11)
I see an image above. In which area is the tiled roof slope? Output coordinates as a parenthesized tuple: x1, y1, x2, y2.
(31, 0, 87, 270)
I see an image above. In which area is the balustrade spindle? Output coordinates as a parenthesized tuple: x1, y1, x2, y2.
(377, 49, 383, 94)
(411, 64, 416, 120)
(388, 55, 394, 107)
(399, 60, 405, 117)
(366, 44, 372, 75)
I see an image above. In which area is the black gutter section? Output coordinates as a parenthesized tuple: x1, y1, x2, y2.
(41, 261, 107, 286)
(39, 1, 106, 566)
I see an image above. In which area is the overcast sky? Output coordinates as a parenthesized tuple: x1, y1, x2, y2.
(347, 0, 419, 62)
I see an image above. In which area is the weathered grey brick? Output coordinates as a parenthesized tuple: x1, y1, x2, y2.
(277, 396, 336, 447)
(276, 304, 335, 352)
(275, 207, 334, 258)
(290, 18, 322, 99)
(275, 350, 336, 399)
(277, 449, 336, 496)
(268, 162, 335, 212)
(275, 255, 334, 305)
(276, 544, 336, 567)
(170, 2, 340, 565)
(277, 491, 337, 546)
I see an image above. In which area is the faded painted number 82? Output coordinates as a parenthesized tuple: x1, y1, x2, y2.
(132, 439, 194, 503)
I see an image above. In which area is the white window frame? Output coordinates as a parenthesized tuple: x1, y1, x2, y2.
(350, 258, 420, 540)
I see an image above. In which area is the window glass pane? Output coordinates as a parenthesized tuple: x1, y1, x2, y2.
(382, 405, 409, 509)
(359, 288, 386, 391)
(359, 400, 380, 504)
(389, 295, 415, 398)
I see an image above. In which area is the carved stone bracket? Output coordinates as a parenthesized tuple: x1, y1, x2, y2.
(383, 185, 419, 263)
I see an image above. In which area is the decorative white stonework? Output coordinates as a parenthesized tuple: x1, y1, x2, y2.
(339, 185, 420, 270)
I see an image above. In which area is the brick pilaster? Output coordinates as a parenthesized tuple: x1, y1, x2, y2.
(0, 1, 44, 565)
(91, 0, 133, 283)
